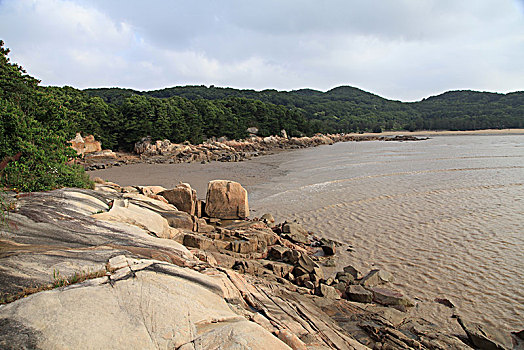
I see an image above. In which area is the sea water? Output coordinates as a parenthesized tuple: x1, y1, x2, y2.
(248, 134, 524, 333)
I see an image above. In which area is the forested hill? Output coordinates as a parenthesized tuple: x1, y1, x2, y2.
(2, 40, 522, 193)
(86, 85, 524, 134)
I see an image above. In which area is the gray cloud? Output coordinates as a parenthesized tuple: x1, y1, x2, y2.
(0, 0, 522, 101)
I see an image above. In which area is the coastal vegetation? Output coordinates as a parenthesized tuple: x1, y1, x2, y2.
(0, 41, 92, 192)
(0, 41, 523, 191)
(86, 84, 524, 136)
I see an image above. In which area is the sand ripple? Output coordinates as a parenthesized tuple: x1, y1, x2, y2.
(250, 135, 524, 333)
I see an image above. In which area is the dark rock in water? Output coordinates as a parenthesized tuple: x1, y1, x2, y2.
(346, 285, 373, 303)
(281, 222, 309, 245)
(343, 265, 362, 280)
(360, 269, 393, 287)
(512, 330, 524, 349)
(512, 330, 524, 350)
(434, 297, 455, 308)
(370, 287, 414, 307)
(456, 315, 512, 350)
(320, 238, 336, 255)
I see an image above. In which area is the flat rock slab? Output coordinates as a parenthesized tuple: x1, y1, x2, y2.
(281, 222, 309, 245)
(0, 188, 192, 300)
(456, 316, 512, 350)
(346, 285, 373, 303)
(360, 269, 393, 287)
(370, 287, 414, 307)
(0, 262, 291, 349)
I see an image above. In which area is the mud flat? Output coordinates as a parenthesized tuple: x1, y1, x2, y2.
(91, 133, 524, 337)
(89, 153, 287, 198)
(345, 128, 524, 137)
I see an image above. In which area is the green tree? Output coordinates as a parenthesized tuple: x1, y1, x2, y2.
(0, 41, 92, 192)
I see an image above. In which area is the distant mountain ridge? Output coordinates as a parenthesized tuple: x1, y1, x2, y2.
(85, 85, 524, 133)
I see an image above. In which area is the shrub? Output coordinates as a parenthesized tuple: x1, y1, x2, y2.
(0, 41, 93, 192)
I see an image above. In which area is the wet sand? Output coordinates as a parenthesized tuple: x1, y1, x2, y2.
(90, 132, 524, 334)
(90, 129, 524, 198)
(346, 128, 524, 137)
(89, 154, 289, 199)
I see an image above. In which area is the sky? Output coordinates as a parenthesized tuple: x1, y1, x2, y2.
(0, 0, 523, 101)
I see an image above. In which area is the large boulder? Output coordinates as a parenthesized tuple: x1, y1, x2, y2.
(69, 133, 102, 156)
(205, 180, 249, 219)
(160, 183, 197, 215)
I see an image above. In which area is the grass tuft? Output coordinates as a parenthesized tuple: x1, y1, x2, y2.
(0, 269, 107, 305)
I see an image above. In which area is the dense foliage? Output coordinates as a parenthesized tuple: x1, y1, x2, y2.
(86, 85, 524, 135)
(48, 88, 313, 151)
(1, 40, 522, 194)
(0, 41, 92, 192)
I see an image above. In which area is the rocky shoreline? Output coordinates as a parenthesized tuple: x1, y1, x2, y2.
(1, 179, 520, 349)
(77, 133, 427, 171)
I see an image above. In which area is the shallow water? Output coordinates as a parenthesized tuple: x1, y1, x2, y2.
(248, 135, 524, 332)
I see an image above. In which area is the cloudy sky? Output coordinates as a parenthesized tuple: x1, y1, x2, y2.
(1, 0, 523, 101)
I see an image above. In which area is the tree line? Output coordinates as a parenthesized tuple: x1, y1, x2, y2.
(87, 84, 524, 135)
(1, 40, 523, 192)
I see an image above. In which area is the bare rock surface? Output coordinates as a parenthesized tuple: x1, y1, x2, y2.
(346, 285, 373, 303)
(456, 316, 512, 350)
(205, 180, 249, 219)
(1, 180, 510, 349)
(69, 133, 102, 156)
(0, 260, 290, 350)
(160, 182, 197, 215)
(360, 269, 394, 287)
(0, 187, 192, 299)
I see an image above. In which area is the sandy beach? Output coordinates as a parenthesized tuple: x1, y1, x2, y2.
(344, 128, 524, 137)
(89, 132, 524, 334)
(89, 129, 524, 197)
(89, 153, 288, 198)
